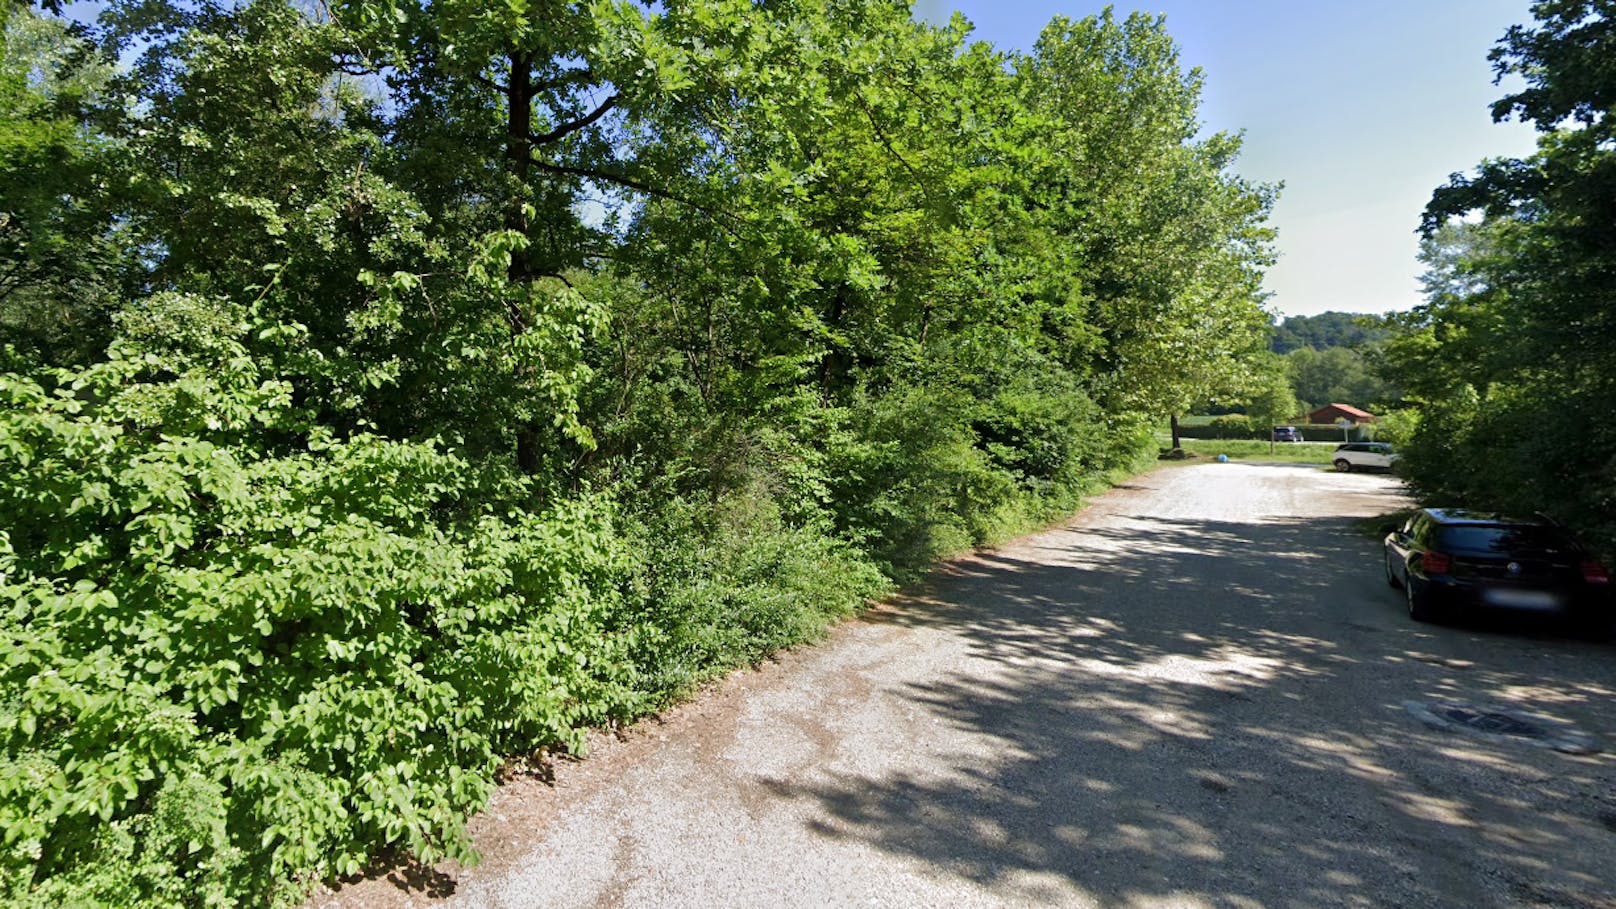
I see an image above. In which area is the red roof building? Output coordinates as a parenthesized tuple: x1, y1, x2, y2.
(1308, 403, 1377, 424)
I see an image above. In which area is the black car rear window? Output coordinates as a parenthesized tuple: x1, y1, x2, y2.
(1437, 525, 1573, 554)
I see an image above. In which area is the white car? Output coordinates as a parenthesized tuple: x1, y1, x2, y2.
(1333, 442, 1397, 472)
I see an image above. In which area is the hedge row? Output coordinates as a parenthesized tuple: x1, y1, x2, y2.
(1173, 421, 1372, 442)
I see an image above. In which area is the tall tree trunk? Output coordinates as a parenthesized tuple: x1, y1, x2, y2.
(1170, 413, 1182, 450)
(504, 52, 543, 475)
(505, 52, 534, 287)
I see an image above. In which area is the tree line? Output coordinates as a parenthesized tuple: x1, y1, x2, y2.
(0, 1, 1275, 904)
(1382, 0, 1616, 553)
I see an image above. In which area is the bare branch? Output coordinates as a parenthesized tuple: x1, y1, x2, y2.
(471, 72, 507, 94)
(530, 95, 619, 146)
(528, 158, 743, 238)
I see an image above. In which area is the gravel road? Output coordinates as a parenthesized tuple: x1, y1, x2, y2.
(311, 463, 1616, 909)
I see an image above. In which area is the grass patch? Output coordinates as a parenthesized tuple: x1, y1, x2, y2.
(1173, 439, 1337, 464)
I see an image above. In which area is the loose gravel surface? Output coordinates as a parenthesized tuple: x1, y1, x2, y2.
(309, 463, 1616, 909)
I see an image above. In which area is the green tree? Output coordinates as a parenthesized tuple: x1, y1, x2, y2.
(1269, 311, 1392, 354)
(1241, 352, 1300, 451)
(89, 0, 613, 471)
(1390, 0, 1616, 548)
(1016, 11, 1275, 443)
(1285, 344, 1396, 411)
(0, 7, 121, 365)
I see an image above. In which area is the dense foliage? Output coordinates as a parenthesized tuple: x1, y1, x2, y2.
(1268, 311, 1393, 355)
(1383, 0, 1616, 552)
(1285, 344, 1399, 412)
(1257, 313, 1401, 413)
(0, 1, 1274, 905)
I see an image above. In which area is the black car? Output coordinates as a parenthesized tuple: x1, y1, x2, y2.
(1384, 509, 1612, 631)
(1272, 426, 1303, 443)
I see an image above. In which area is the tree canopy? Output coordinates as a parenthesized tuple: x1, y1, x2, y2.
(1268, 311, 1393, 355)
(0, 2, 1276, 905)
(1385, 0, 1616, 549)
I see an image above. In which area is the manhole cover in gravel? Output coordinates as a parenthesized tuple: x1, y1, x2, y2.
(1404, 701, 1601, 755)
(1438, 705, 1543, 737)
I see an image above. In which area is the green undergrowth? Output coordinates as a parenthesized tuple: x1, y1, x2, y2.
(0, 325, 1158, 908)
(613, 483, 891, 707)
(0, 349, 639, 907)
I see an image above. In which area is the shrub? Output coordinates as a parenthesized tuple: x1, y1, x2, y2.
(0, 304, 634, 907)
(1172, 422, 1267, 441)
(613, 475, 889, 702)
(1209, 413, 1252, 434)
(819, 379, 1148, 577)
(1398, 384, 1616, 556)
(1369, 408, 1419, 445)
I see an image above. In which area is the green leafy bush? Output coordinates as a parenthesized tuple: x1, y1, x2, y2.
(821, 381, 1149, 577)
(0, 302, 635, 907)
(614, 476, 890, 702)
(1398, 385, 1616, 555)
(1172, 419, 1266, 441)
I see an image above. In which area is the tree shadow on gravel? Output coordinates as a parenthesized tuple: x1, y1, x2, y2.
(778, 513, 1616, 908)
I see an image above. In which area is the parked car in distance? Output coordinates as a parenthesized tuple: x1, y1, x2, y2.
(1333, 442, 1396, 472)
(1384, 508, 1613, 632)
(1272, 426, 1303, 443)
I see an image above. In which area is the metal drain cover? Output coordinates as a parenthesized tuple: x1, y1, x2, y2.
(1436, 705, 1544, 737)
(1404, 701, 1601, 754)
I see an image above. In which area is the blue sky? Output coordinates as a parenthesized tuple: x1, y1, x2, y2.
(917, 0, 1543, 318)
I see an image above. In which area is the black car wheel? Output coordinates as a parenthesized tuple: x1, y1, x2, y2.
(1384, 551, 1402, 589)
(1406, 577, 1437, 623)
(1334, 458, 1351, 472)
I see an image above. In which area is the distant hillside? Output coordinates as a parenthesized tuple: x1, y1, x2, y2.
(1270, 311, 1393, 354)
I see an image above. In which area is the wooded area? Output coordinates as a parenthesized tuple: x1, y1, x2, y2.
(1383, 0, 1616, 555)
(0, 1, 1276, 905)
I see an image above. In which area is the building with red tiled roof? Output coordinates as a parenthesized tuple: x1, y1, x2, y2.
(1308, 403, 1377, 424)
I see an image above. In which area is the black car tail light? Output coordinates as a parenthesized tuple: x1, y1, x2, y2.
(1423, 551, 1453, 575)
(1580, 560, 1610, 584)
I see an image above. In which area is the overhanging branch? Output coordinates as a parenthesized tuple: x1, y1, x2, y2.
(528, 158, 743, 237)
(530, 95, 619, 146)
